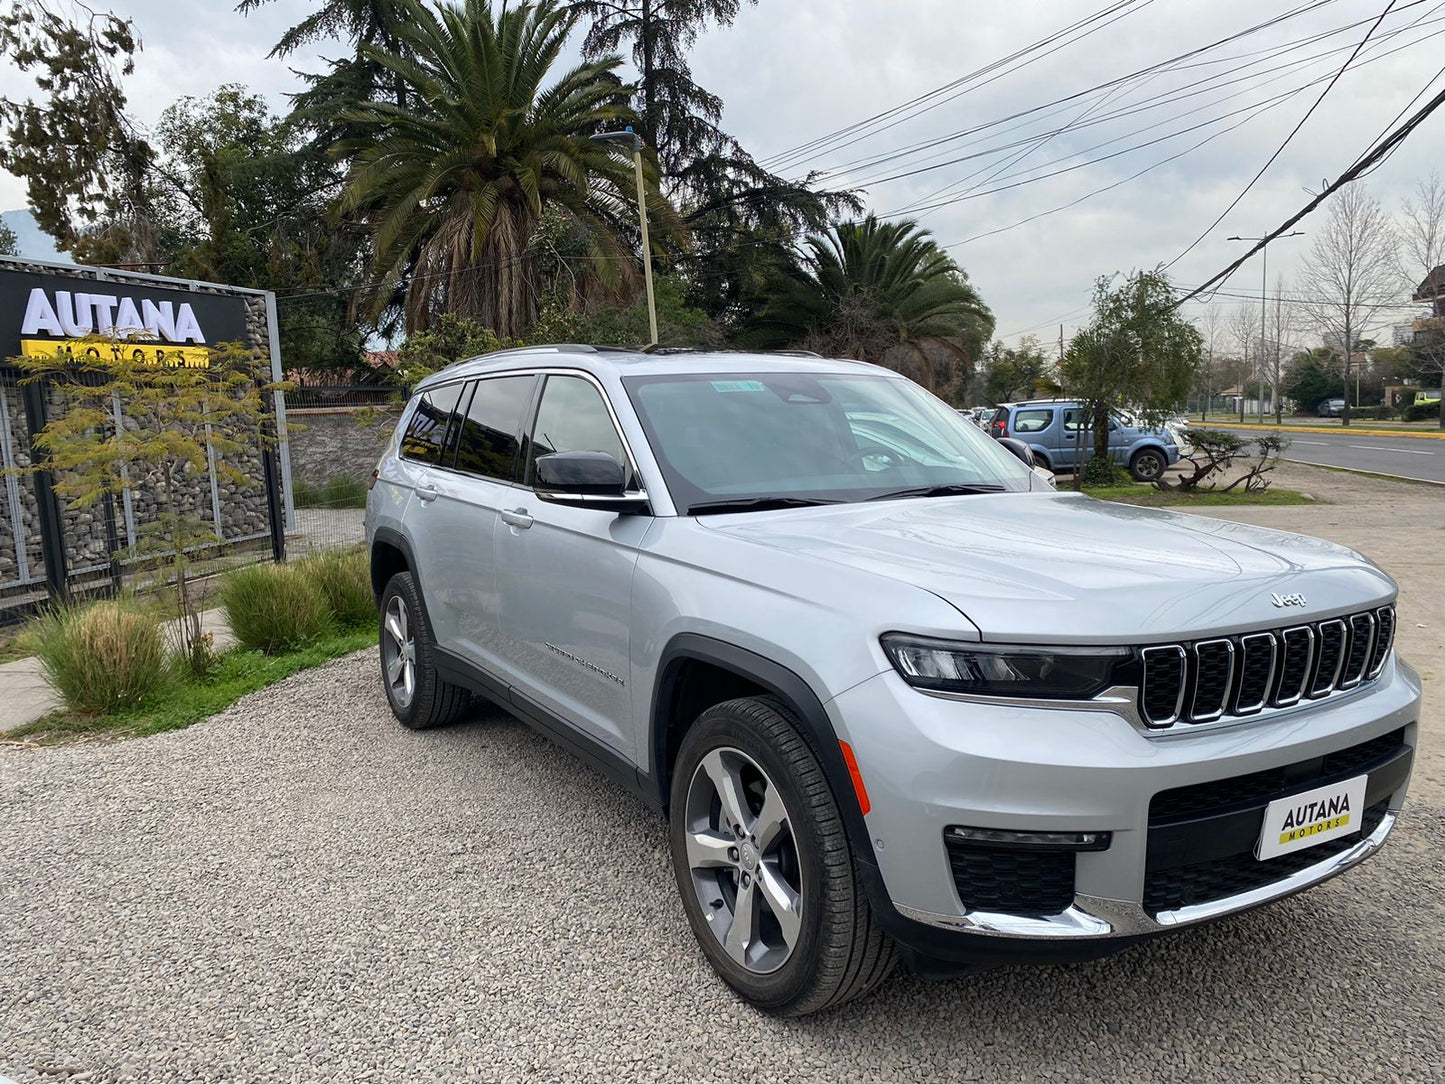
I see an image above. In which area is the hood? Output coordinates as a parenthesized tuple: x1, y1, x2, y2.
(698, 492, 1394, 643)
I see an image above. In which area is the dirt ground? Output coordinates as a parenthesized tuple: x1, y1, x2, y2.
(1176, 461, 1444, 802)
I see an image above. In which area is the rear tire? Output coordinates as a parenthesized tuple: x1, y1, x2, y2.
(668, 696, 897, 1016)
(1129, 448, 1167, 482)
(379, 571, 470, 730)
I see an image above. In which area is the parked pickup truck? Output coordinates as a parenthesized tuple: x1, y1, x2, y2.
(366, 347, 1417, 1016)
(988, 399, 1179, 481)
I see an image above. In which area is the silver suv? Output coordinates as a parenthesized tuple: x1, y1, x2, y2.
(365, 346, 1419, 1016)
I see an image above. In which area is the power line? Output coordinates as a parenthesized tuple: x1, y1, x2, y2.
(776, 0, 1347, 180)
(1165, 0, 1400, 269)
(825, 0, 1404, 187)
(758, 0, 1145, 172)
(1175, 76, 1445, 308)
(877, 3, 1443, 214)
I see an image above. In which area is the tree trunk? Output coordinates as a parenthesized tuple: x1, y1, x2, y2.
(1091, 401, 1110, 463)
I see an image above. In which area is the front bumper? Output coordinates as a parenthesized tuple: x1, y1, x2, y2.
(828, 654, 1420, 956)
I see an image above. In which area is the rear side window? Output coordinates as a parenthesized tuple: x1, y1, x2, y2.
(1012, 408, 1053, 434)
(400, 384, 465, 465)
(527, 375, 628, 482)
(453, 375, 535, 482)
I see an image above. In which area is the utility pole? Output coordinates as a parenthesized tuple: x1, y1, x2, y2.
(591, 126, 659, 346)
(1228, 231, 1303, 424)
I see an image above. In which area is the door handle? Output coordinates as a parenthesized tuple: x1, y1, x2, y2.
(416, 485, 438, 503)
(500, 507, 534, 529)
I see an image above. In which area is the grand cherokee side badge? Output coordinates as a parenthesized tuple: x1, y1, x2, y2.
(1271, 592, 1307, 607)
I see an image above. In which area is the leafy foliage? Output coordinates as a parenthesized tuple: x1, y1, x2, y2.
(1284, 349, 1344, 411)
(27, 600, 168, 716)
(0, 1, 155, 263)
(1061, 268, 1201, 463)
(0, 217, 17, 256)
(336, 0, 683, 338)
(749, 215, 994, 390)
(978, 337, 1053, 404)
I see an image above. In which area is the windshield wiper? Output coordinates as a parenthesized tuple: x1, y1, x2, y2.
(865, 483, 1008, 502)
(688, 496, 842, 516)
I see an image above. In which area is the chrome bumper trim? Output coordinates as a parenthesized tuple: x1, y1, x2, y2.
(895, 811, 1397, 940)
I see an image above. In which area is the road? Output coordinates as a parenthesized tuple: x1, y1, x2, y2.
(1213, 425, 1445, 484)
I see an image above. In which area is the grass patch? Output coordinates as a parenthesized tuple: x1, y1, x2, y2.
(221, 563, 333, 653)
(7, 627, 375, 745)
(1082, 483, 1313, 507)
(294, 476, 368, 509)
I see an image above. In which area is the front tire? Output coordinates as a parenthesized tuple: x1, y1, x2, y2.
(1130, 447, 1167, 482)
(378, 571, 470, 730)
(668, 696, 896, 1015)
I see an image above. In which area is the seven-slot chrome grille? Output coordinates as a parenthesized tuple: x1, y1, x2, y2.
(1138, 605, 1395, 728)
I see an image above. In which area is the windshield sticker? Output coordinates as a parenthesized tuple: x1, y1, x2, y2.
(710, 380, 767, 393)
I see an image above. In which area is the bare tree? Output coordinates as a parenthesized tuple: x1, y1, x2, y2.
(1399, 171, 1445, 426)
(1194, 303, 1227, 420)
(1264, 274, 1298, 423)
(1298, 184, 1398, 427)
(1227, 298, 1259, 422)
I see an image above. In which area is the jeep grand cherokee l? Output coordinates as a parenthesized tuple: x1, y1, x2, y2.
(365, 346, 1419, 1016)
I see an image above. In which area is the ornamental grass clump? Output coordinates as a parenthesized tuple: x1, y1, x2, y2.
(308, 549, 375, 628)
(220, 563, 332, 654)
(29, 601, 168, 715)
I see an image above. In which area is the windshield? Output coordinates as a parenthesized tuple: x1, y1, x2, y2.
(623, 371, 1033, 513)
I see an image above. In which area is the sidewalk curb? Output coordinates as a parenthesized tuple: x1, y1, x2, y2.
(1208, 422, 1445, 440)
(1282, 457, 1445, 487)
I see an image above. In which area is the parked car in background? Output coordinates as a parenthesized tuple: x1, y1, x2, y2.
(988, 399, 1179, 481)
(1414, 389, 1441, 407)
(1317, 398, 1346, 417)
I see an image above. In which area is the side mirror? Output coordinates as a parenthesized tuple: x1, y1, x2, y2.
(997, 437, 1036, 468)
(534, 451, 649, 513)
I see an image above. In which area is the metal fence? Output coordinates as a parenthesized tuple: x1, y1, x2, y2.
(0, 366, 287, 624)
(286, 384, 399, 409)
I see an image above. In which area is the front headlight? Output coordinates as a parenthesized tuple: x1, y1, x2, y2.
(881, 634, 1134, 699)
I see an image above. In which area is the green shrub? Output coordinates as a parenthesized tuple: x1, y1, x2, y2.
(29, 601, 168, 715)
(1402, 401, 1440, 422)
(1368, 404, 1397, 421)
(1081, 455, 1124, 487)
(293, 476, 368, 509)
(220, 563, 333, 654)
(307, 550, 375, 628)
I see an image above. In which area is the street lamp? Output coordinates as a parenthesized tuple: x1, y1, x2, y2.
(1227, 230, 1304, 424)
(591, 126, 658, 346)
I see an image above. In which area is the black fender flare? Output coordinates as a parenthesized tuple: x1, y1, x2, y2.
(650, 633, 882, 875)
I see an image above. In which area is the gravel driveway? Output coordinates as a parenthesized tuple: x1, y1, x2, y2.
(3, 462, 1443, 1082)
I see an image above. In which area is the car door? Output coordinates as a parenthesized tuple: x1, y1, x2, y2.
(411, 373, 538, 671)
(493, 372, 649, 753)
(393, 381, 469, 646)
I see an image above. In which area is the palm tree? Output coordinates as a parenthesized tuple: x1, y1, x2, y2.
(750, 215, 994, 390)
(336, 0, 679, 337)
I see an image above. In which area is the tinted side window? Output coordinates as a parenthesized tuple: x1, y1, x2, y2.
(400, 384, 465, 466)
(528, 375, 627, 481)
(453, 375, 535, 482)
(1012, 408, 1053, 434)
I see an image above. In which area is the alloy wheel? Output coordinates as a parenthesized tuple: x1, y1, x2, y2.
(682, 746, 804, 974)
(382, 594, 416, 708)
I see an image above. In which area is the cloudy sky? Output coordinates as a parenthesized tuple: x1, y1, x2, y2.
(3, 0, 1442, 349)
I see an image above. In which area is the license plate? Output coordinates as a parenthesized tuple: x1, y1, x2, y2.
(1256, 774, 1368, 861)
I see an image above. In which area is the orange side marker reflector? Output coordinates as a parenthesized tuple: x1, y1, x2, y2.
(838, 740, 871, 816)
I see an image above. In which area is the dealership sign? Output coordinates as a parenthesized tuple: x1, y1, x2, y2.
(0, 268, 250, 369)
